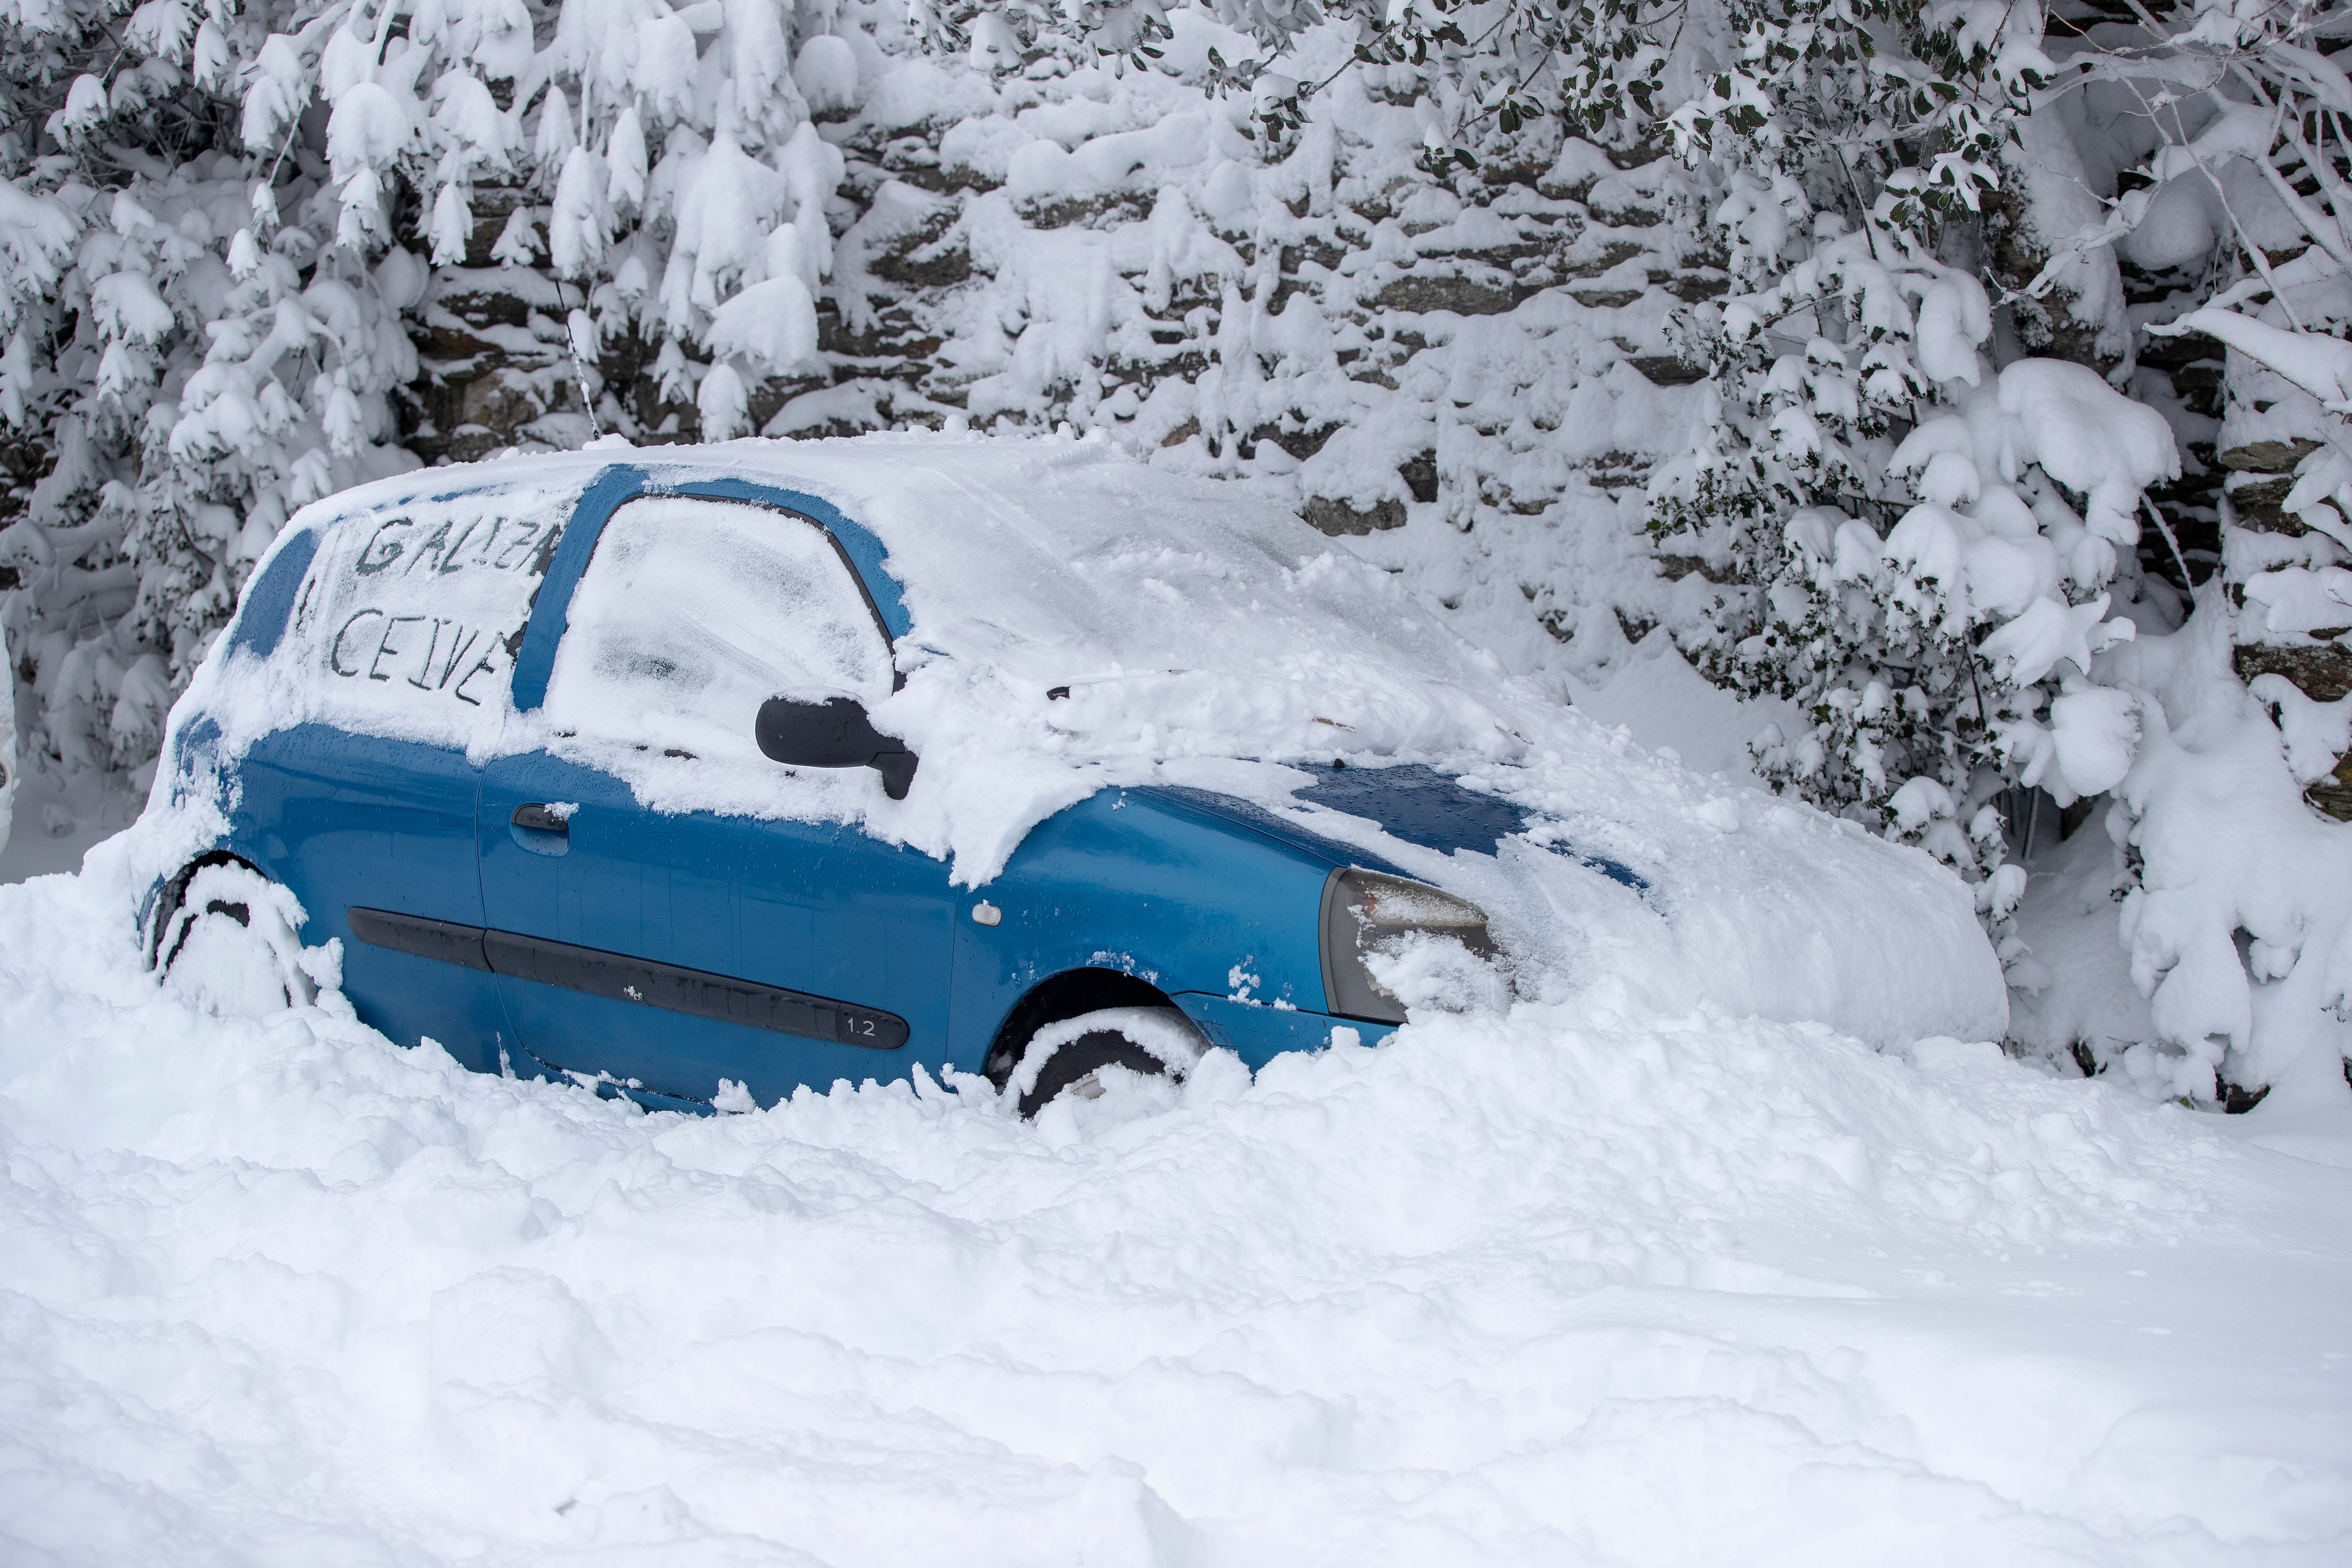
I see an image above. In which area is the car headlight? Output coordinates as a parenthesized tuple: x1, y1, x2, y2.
(1319, 868, 1495, 1023)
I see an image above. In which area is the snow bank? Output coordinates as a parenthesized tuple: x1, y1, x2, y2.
(163, 430, 2005, 1047)
(1994, 579, 2352, 1108)
(2103, 600, 2352, 1101)
(3, 867, 2348, 1564)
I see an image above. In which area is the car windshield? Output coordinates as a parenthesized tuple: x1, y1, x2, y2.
(764, 440, 1519, 773)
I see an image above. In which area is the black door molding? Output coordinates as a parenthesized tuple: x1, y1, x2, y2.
(348, 907, 906, 1049)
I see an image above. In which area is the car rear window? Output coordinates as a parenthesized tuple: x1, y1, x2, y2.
(270, 481, 585, 744)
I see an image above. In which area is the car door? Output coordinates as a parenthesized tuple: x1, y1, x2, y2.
(228, 485, 576, 1073)
(477, 492, 956, 1107)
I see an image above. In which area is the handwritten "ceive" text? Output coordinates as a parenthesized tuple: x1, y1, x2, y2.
(330, 611, 502, 705)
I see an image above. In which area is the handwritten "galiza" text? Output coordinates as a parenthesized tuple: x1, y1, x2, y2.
(354, 510, 550, 579)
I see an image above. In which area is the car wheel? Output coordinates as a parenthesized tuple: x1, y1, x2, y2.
(151, 855, 316, 1017)
(1005, 1005, 1208, 1119)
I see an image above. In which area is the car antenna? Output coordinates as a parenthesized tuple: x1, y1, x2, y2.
(555, 279, 604, 439)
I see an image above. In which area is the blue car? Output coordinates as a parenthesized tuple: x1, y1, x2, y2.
(136, 435, 2008, 1112)
(135, 438, 1578, 1116)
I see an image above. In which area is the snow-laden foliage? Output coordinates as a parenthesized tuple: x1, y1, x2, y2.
(2011, 0, 2352, 1097)
(944, 0, 2036, 207)
(1651, 193, 2177, 975)
(2062, 0, 2352, 397)
(0, 0, 420, 774)
(1635, 0, 2352, 1088)
(0, 0, 849, 778)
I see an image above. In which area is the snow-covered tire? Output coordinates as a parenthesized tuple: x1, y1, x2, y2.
(1005, 1005, 1207, 1118)
(150, 856, 315, 1017)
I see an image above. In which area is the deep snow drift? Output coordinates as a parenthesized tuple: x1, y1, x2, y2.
(4, 864, 2349, 1565)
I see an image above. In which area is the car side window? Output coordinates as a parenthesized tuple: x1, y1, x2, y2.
(540, 496, 893, 761)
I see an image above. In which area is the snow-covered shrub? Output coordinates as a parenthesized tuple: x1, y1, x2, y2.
(1995, 1, 2352, 1096)
(1603, 0, 2169, 981)
(1651, 197, 2177, 966)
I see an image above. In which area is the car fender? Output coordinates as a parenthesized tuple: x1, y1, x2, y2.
(947, 786, 1377, 1071)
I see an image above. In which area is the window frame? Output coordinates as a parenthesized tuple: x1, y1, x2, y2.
(537, 494, 902, 750)
(511, 470, 911, 715)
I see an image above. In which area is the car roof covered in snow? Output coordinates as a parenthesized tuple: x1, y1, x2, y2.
(288, 428, 1497, 712)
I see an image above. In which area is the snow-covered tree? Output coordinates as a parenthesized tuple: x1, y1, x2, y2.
(1652, 192, 2176, 971)
(1, 0, 427, 776)
(0, 0, 856, 780)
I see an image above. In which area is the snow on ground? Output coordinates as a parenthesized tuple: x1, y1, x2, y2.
(1562, 630, 1800, 787)
(2008, 821, 2158, 1070)
(0, 764, 142, 888)
(4, 863, 2349, 1565)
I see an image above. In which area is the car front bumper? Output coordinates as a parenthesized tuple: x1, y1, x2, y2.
(1170, 993, 1398, 1072)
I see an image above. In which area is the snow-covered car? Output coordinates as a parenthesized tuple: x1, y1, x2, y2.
(133, 433, 2004, 1113)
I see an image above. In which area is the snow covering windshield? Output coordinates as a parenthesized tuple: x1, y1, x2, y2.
(180, 429, 2006, 1045)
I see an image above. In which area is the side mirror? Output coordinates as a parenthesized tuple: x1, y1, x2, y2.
(755, 696, 919, 801)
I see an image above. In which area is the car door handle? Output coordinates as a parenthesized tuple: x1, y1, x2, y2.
(512, 802, 572, 834)
(509, 803, 572, 855)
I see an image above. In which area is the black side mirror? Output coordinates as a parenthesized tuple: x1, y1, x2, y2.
(755, 696, 919, 800)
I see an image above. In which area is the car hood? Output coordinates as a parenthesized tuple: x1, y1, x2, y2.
(1143, 757, 2005, 1051)
(1154, 763, 1646, 892)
